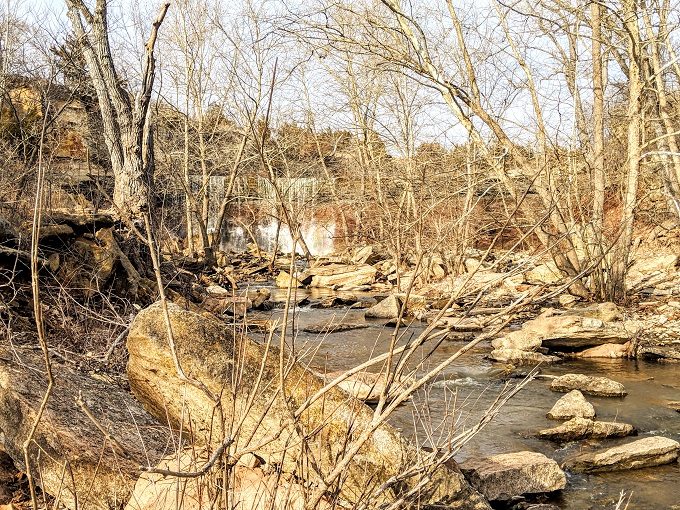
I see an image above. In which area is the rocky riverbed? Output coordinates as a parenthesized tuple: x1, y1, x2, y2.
(246, 293, 680, 510)
(1, 212, 679, 509)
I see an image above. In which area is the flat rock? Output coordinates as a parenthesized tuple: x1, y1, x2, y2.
(547, 390, 595, 420)
(0, 346, 170, 510)
(430, 316, 484, 331)
(460, 451, 566, 501)
(307, 264, 377, 289)
(550, 373, 626, 397)
(492, 305, 636, 352)
(489, 348, 560, 365)
(538, 417, 635, 442)
(667, 401, 680, 412)
(127, 302, 490, 509)
(302, 322, 368, 334)
(564, 436, 679, 473)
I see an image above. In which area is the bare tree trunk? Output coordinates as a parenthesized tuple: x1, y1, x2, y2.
(591, 1, 607, 298)
(65, 0, 169, 219)
(610, 0, 643, 301)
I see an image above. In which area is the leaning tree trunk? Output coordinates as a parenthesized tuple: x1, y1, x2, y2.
(65, 0, 169, 219)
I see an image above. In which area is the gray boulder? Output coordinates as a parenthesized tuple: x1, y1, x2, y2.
(0, 346, 169, 510)
(460, 451, 566, 501)
(547, 390, 595, 420)
(564, 436, 679, 473)
(538, 417, 635, 442)
(550, 373, 627, 397)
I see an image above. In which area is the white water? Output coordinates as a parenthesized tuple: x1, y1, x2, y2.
(220, 217, 337, 256)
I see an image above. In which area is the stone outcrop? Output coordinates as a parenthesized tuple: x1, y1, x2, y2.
(126, 302, 490, 509)
(460, 451, 566, 501)
(564, 436, 679, 473)
(638, 345, 680, 362)
(550, 374, 627, 397)
(547, 390, 595, 420)
(538, 417, 635, 442)
(492, 307, 636, 353)
(0, 346, 170, 510)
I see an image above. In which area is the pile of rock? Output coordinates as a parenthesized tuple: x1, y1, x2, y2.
(537, 374, 679, 475)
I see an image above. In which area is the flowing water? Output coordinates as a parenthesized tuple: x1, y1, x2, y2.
(249, 287, 680, 509)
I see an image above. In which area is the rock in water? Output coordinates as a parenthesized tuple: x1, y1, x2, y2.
(307, 264, 377, 289)
(460, 451, 566, 501)
(126, 302, 490, 509)
(488, 348, 559, 365)
(365, 294, 402, 319)
(319, 370, 415, 404)
(574, 342, 630, 358)
(302, 322, 369, 334)
(491, 307, 636, 352)
(550, 373, 627, 397)
(0, 346, 170, 510)
(547, 390, 595, 420)
(564, 436, 679, 473)
(275, 270, 302, 288)
(538, 417, 635, 442)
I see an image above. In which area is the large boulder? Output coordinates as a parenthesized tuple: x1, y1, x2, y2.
(126, 302, 490, 509)
(492, 308, 636, 352)
(460, 451, 566, 501)
(0, 346, 170, 510)
(538, 417, 635, 442)
(547, 390, 595, 420)
(364, 295, 402, 319)
(564, 436, 679, 473)
(550, 373, 627, 397)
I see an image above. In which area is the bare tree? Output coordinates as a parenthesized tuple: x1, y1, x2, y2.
(65, 0, 169, 219)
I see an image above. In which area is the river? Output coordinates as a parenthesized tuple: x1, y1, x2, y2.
(248, 286, 680, 510)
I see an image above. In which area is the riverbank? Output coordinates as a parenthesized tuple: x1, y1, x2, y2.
(0, 211, 678, 509)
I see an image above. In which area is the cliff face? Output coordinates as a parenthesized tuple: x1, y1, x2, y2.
(2, 75, 110, 184)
